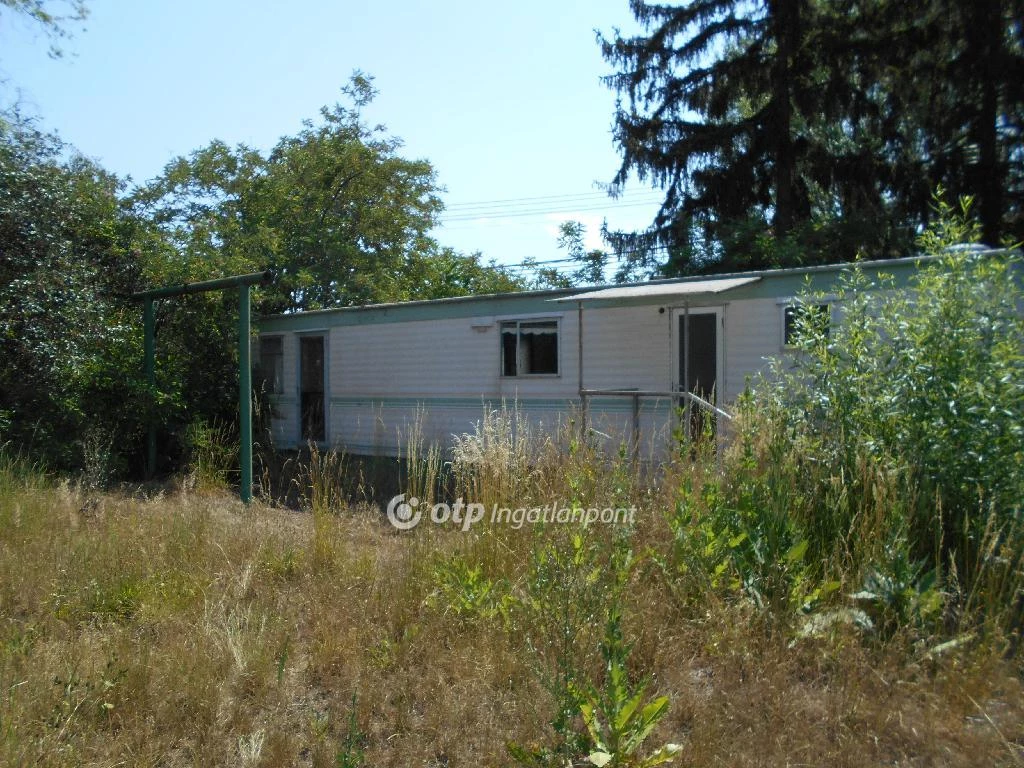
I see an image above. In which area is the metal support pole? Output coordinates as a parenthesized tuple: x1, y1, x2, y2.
(239, 284, 253, 504)
(132, 271, 271, 301)
(143, 298, 156, 478)
(577, 300, 584, 394)
(577, 300, 588, 437)
(631, 392, 640, 466)
(683, 303, 691, 437)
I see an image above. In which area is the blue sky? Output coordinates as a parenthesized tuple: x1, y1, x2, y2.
(0, 0, 662, 278)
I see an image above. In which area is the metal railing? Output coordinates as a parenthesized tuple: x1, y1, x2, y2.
(579, 388, 733, 463)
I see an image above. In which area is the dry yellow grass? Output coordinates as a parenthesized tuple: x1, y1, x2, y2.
(1, 468, 1022, 767)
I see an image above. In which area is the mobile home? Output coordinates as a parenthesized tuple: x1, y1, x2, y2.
(254, 256, 935, 457)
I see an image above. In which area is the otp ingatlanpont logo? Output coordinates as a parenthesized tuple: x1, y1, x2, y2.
(385, 494, 422, 530)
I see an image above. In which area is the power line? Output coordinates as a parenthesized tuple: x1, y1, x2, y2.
(443, 189, 662, 211)
(441, 199, 663, 223)
(497, 257, 578, 269)
(443, 195, 663, 217)
(440, 215, 645, 232)
(496, 243, 676, 273)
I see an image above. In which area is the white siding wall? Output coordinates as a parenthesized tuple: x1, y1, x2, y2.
(723, 298, 787, 401)
(261, 296, 796, 456)
(578, 305, 675, 458)
(335, 315, 510, 398)
(580, 305, 672, 391)
(327, 310, 577, 455)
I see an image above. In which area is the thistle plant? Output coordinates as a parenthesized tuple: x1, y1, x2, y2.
(577, 606, 680, 768)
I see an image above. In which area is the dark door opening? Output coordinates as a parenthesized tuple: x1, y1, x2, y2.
(679, 312, 718, 437)
(300, 336, 325, 442)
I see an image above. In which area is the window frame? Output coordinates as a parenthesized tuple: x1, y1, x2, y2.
(780, 300, 832, 348)
(499, 317, 561, 378)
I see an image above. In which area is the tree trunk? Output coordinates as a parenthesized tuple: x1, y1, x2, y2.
(771, 0, 799, 237)
(970, 0, 1003, 245)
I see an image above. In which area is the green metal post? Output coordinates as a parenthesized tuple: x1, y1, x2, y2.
(131, 270, 269, 500)
(143, 298, 156, 478)
(238, 284, 253, 503)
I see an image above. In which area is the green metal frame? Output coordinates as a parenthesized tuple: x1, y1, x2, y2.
(131, 271, 271, 503)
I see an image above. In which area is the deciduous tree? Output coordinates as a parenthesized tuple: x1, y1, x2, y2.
(131, 74, 520, 314)
(0, 0, 88, 58)
(0, 111, 147, 472)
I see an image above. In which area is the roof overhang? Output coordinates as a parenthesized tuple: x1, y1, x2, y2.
(553, 275, 761, 303)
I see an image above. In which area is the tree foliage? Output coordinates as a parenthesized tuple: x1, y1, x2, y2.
(0, 75, 524, 478)
(600, 0, 1024, 277)
(557, 221, 608, 286)
(0, 111, 146, 472)
(0, 0, 88, 57)
(114, 75, 522, 475)
(770, 198, 1022, 589)
(131, 74, 521, 315)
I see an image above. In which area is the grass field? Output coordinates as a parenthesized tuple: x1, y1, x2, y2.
(1, 439, 1022, 767)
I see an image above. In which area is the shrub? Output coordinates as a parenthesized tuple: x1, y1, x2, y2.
(755, 198, 1023, 637)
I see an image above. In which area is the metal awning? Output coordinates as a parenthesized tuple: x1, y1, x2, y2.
(554, 276, 760, 302)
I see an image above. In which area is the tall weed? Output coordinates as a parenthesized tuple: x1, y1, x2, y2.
(297, 443, 347, 566)
(399, 406, 445, 507)
(451, 403, 545, 508)
(184, 418, 238, 492)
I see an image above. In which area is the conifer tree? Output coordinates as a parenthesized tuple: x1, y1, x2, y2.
(601, 0, 1024, 277)
(601, 0, 828, 274)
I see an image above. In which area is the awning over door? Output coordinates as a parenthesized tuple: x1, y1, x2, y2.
(553, 275, 760, 302)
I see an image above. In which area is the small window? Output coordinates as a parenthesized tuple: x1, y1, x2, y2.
(783, 303, 830, 346)
(259, 336, 284, 394)
(500, 320, 559, 376)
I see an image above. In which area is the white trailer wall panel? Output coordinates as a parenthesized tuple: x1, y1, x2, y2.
(722, 298, 787, 401)
(327, 310, 578, 455)
(579, 305, 672, 392)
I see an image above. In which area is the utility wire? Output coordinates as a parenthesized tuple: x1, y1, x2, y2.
(498, 243, 675, 273)
(441, 199, 662, 223)
(436, 189, 672, 275)
(443, 189, 662, 211)
(443, 192, 662, 212)
(498, 257, 578, 268)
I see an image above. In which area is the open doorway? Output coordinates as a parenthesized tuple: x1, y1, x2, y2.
(677, 308, 721, 437)
(299, 335, 325, 442)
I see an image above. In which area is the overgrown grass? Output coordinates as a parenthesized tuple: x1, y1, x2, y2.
(1, 428, 1021, 767)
